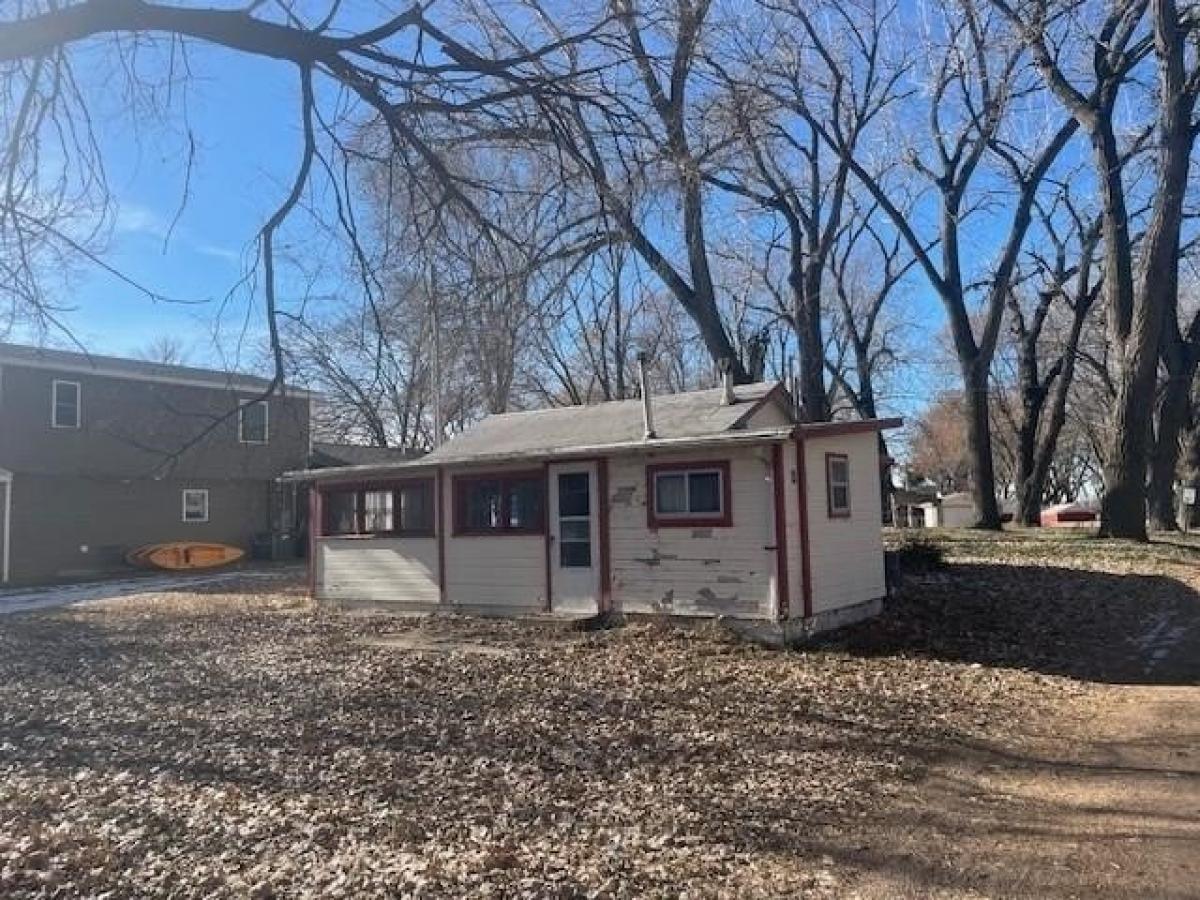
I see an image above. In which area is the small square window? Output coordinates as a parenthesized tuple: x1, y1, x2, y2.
(647, 462, 730, 527)
(52, 380, 81, 429)
(238, 400, 269, 444)
(182, 489, 210, 523)
(826, 453, 851, 518)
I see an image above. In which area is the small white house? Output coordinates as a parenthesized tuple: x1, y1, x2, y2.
(291, 382, 900, 639)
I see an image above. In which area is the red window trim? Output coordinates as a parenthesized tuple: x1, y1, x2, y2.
(452, 469, 547, 536)
(825, 453, 851, 519)
(319, 478, 436, 538)
(646, 459, 733, 528)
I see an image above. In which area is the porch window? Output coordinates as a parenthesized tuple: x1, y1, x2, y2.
(646, 461, 731, 527)
(52, 380, 81, 429)
(826, 453, 851, 517)
(238, 400, 269, 444)
(454, 471, 545, 535)
(322, 479, 435, 537)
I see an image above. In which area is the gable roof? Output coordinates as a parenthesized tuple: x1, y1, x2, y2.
(0, 342, 312, 396)
(422, 382, 787, 465)
(283, 382, 901, 483)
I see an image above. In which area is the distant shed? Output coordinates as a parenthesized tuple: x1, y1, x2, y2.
(1040, 502, 1098, 528)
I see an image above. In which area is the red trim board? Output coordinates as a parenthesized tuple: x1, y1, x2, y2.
(795, 436, 814, 619)
(644, 459, 734, 529)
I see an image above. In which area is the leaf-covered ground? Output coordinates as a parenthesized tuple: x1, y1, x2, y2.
(0, 573, 1081, 899)
(3, 531, 1197, 899)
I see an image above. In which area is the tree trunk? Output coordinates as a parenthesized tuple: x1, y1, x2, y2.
(1148, 361, 1195, 530)
(963, 362, 1002, 529)
(1100, 1, 1195, 538)
(1099, 370, 1154, 539)
(789, 246, 831, 421)
(1014, 418, 1040, 527)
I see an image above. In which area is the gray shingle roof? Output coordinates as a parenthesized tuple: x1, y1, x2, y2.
(0, 342, 310, 395)
(311, 442, 425, 468)
(423, 382, 786, 464)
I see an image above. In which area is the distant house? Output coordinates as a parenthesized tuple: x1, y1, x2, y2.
(926, 491, 977, 528)
(291, 380, 901, 636)
(890, 487, 940, 527)
(0, 343, 312, 585)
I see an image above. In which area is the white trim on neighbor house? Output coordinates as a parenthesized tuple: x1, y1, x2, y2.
(51, 379, 81, 429)
(238, 399, 270, 444)
(1, 467, 11, 584)
(0, 350, 315, 397)
(182, 488, 210, 523)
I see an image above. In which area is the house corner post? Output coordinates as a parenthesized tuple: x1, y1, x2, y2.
(307, 485, 322, 600)
(795, 435, 814, 620)
(771, 443, 790, 621)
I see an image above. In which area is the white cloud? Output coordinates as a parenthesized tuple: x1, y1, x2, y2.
(114, 201, 241, 266)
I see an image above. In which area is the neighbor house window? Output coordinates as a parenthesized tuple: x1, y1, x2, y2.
(238, 400, 269, 444)
(182, 489, 210, 523)
(322, 480, 435, 537)
(646, 460, 731, 528)
(454, 471, 545, 535)
(826, 453, 851, 518)
(52, 380, 81, 429)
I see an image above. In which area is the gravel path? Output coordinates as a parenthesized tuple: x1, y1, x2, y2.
(0, 568, 302, 615)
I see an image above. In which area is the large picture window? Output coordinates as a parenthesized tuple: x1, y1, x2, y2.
(646, 460, 731, 528)
(321, 479, 435, 537)
(826, 453, 851, 518)
(454, 471, 545, 535)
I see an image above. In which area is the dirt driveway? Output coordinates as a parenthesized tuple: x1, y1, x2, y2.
(839, 531, 1200, 899)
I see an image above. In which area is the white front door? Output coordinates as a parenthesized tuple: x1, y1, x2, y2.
(548, 462, 600, 614)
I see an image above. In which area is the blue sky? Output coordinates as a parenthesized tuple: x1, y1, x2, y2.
(22, 45, 306, 370)
(10, 14, 958, 420)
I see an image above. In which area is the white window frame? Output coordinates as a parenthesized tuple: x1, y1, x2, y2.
(826, 453, 852, 518)
(51, 379, 81, 429)
(238, 399, 270, 444)
(182, 489, 210, 523)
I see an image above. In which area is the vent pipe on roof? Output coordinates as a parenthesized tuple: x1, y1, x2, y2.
(637, 351, 656, 440)
(718, 358, 735, 406)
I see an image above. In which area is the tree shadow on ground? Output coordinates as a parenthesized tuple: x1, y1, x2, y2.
(830, 562, 1200, 686)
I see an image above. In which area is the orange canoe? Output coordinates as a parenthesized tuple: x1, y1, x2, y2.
(127, 542, 245, 571)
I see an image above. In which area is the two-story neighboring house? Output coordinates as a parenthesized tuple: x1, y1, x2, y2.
(0, 343, 312, 585)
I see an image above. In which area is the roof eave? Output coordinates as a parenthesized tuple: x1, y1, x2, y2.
(796, 416, 903, 438)
(282, 427, 798, 484)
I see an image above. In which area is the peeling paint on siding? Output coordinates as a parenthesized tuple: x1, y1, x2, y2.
(612, 486, 637, 506)
(609, 447, 776, 619)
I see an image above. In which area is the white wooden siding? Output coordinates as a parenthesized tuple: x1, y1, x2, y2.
(609, 446, 775, 619)
(442, 463, 547, 611)
(801, 432, 885, 614)
(317, 536, 439, 607)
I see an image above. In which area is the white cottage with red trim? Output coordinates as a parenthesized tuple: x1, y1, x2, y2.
(293, 380, 899, 638)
